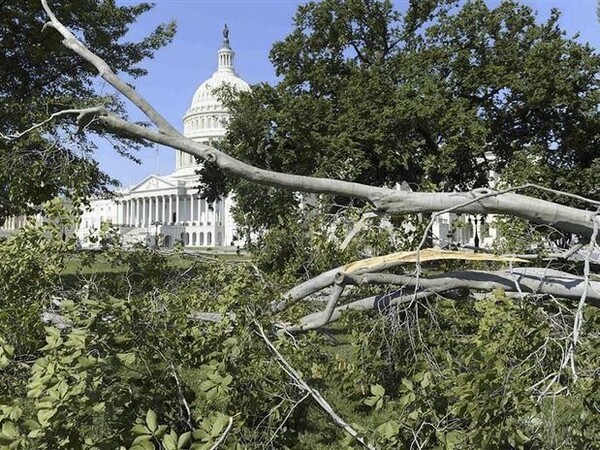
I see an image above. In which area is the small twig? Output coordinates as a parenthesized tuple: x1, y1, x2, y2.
(255, 321, 378, 450)
(169, 361, 193, 429)
(208, 416, 234, 450)
(264, 392, 310, 447)
(0, 107, 105, 141)
(567, 210, 599, 381)
(340, 211, 380, 250)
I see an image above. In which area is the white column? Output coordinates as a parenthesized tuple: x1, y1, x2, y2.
(147, 198, 151, 225)
(138, 198, 142, 226)
(175, 195, 180, 225)
(190, 195, 195, 224)
(168, 195, 173, 224)
(164, 196, 168, 223)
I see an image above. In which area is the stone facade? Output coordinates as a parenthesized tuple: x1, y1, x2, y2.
(76, 28, 249, 249)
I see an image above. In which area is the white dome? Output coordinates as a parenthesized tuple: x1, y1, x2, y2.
(176, 28, 250, 175)
(189, 71, 250, 111)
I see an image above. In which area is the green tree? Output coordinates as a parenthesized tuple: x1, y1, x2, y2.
(203, 0, 599, 237)
(0, 0, 176, 220)
(1, 1, 599, 448)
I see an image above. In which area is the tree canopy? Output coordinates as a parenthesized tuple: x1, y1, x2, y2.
(202, 0, 599, 234)
(0, 0, 175, 220)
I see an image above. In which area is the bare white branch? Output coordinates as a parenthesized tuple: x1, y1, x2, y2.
(255, 321, 378, 450)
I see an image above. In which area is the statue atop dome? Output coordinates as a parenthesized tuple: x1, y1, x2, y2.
(222, 24, 230, 48)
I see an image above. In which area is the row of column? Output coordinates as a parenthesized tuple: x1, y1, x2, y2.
(120, 194, 221, 228)
(0, 214, 43, 231)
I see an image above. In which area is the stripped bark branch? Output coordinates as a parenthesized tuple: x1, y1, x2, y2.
(255, 320, 378, 450)
(289, 267, 600, 330)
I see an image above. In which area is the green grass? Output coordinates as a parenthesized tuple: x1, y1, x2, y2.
(61, 250, 251, 275)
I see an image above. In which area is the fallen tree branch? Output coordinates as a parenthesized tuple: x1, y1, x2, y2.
(41, 0, 180, 138)
(288, 267, 600, 330)
(255, 321, 378, 450)
(342, 268, 600, 308)
(286, 290, 434, 331)
(273, 249, 528, 313)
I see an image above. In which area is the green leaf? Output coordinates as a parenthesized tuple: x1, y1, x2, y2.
(401, 378, 414, 391)
(162, 431, 177, 450)
(117, 352, 136, 367)
(178, 431, 191, 448)
(146, 409, 158, 433)
(370, 384, 385, 397)
(155, 425, 168, 438)
(132, 440, 155, 450)
(132, 424, 151, 436)
(363, 396, 378, 407)
(444, 430, 463, 450)
(1, 422, 18, 439)
(420, 372, 431, 388)
(133, 434, 154, 445)
(37, 408, 57, 427)
(376, 420, 399, 439)
(210, 413, 230, 437)
(91, 401, 105, 413)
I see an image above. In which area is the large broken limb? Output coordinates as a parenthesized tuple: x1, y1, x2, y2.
(41, 0, 179, 138)
(255, 321, 378, 450)
(341, 268, 600, 308)
(38, 1, 600, 243)
(288, 267, 600, 331)
(273, 249, 528, 313)
(284, 291, 435, 332)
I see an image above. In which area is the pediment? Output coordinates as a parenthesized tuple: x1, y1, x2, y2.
(128, 175, 175, 194)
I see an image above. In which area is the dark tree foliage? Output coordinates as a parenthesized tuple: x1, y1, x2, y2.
(0, 0, 176, 220)
(199, 0, 599, 233)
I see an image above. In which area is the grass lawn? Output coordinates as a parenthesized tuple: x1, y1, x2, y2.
(61, 249, 251, 275)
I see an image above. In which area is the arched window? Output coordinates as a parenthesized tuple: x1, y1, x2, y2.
(192, 232, 197, 246)
(207, 232, 212, 246)
(199, 232, 204, 246)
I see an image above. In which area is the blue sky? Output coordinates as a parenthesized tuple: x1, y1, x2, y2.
(98, 0, 600, 186)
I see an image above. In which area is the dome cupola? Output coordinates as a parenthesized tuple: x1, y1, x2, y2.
(176, 25, 250, 175)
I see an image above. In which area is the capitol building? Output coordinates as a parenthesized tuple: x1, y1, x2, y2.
(76, 28, 250, 249)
